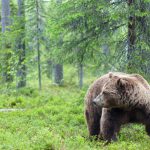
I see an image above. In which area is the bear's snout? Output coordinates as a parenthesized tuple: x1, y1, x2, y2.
(92, 100, 97, 106)
(92, 97, 99, 106)
(93, 94, 104, 107)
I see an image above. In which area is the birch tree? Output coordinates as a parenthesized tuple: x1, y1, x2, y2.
(26, 0, 45, 90)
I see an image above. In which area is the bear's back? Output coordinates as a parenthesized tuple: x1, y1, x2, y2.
(85, 72, 150, 105)
(130, 74, 150, 90)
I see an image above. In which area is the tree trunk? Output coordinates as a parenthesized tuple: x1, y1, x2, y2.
(137, 1, 150, 75)
(102, 44, 110, 71)
(102, 44, 109, 56)
(78, 63, 83, 89)
(35, 0, 42, 90)
(45, 38, 52, 79)
(46, 60, 53, 79)
(127, 0, 136, 72)
(1, 0, 13, 82)
(17, 0, 26, 88)
(1, 0, 10, 32)
(53, 0, 63, 86)
(54, 64, 63, 85)
(37, 38, 41, 90)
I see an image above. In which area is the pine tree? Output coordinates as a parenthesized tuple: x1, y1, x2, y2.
(16, 0, 26, 88)
(53, 0, 63, 86)
(127, 0, 136, 72)
(26, 0, 46, 90)
(1, 0, 13, 82)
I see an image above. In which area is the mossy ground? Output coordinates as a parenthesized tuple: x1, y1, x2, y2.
(0, 83, 150, 150)
(0, 63, 150, 150)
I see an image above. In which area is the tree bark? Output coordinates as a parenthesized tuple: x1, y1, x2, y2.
(78, 63, 83, 89)
(35, 0, 42, 90)
(46, 60, 53, 79)
(54, 64, 63, 85)
(53, 0, 63, 86)
(17, 0, 26, 88)
(1, 0, 13, 82)
(127, 0, 136, 72)
(1, 0, 10, 32)
(137, 1, 150, 75)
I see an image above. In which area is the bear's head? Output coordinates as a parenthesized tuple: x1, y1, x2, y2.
(93, 72, 137, 108)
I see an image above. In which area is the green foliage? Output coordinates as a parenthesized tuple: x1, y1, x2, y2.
(0, 0, 150, 148)
(1, 0, 150, 87)
(126, 0, 150, 79)
(47, 0, 150, 80)
(48, 0, 127, 67)
(0, 84, 150, 149)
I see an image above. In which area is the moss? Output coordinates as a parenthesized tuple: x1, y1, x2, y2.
(0, 85, 150, 149)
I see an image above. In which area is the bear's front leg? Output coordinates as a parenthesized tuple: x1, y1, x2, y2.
(145, 124, 150, 136)
(100, 108, 120, 143)
(85, 107, 101, 139)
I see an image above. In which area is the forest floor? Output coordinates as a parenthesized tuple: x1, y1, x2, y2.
(0, 82, 150, 150)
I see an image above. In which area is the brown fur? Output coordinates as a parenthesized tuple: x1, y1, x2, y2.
(84, 72, 129, 138)
(84, 72, 150, 143)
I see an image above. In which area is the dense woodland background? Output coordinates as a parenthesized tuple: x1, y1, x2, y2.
(0, 0, 150, 90)
(0, 0, 150, 149)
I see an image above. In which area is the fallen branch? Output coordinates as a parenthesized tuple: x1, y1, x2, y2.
(0, 109, 25, 112)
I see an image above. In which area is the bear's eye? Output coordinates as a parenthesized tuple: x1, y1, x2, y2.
(103, 91, 116, 95)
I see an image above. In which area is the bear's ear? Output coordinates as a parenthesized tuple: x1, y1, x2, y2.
(109, 72, 113, 78)
(116, 78, 126, 91)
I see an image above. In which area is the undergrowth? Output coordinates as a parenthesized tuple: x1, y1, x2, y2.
(0, 84, 150, 150)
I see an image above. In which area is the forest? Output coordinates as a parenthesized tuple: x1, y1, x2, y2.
(0, 0, 150, 149)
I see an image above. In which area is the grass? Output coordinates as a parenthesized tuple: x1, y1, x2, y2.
(0, 82, 150, 149)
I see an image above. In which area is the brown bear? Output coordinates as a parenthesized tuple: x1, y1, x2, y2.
(84, 72, 128, 138)
(84, 72, 150, 143)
